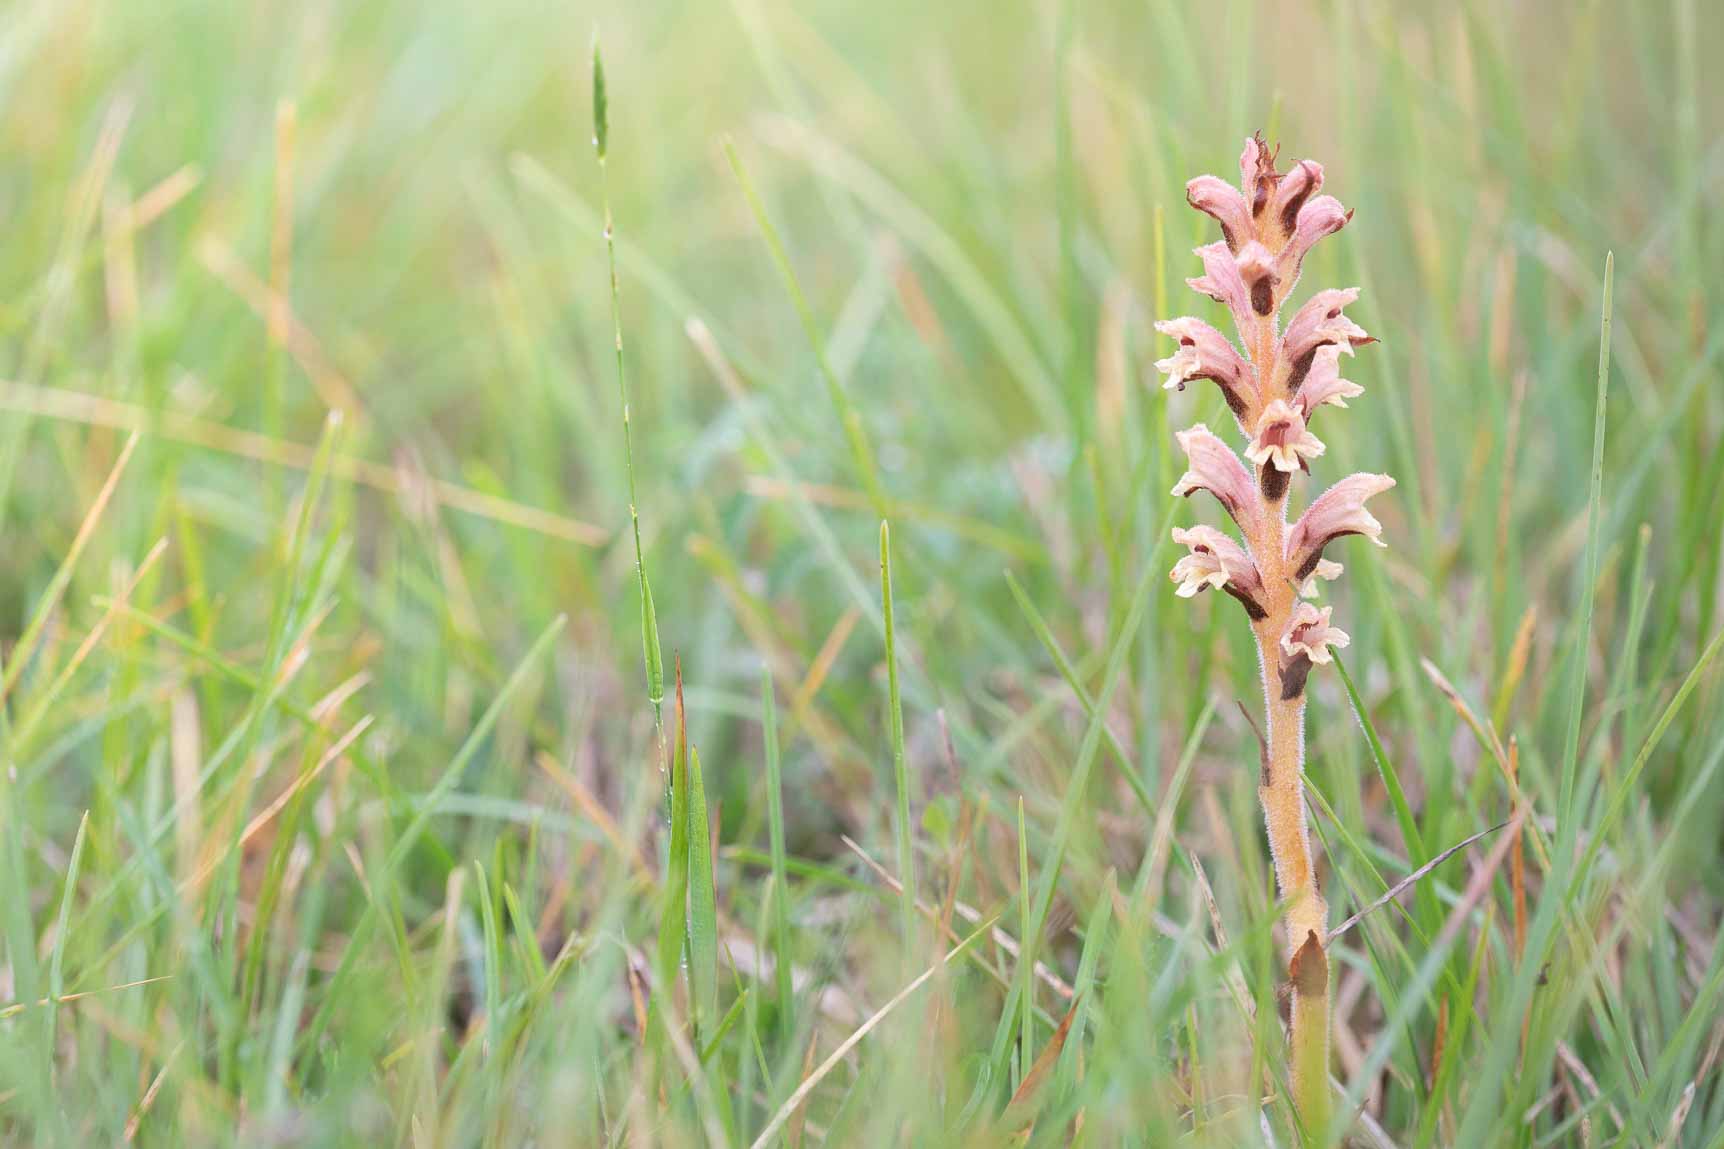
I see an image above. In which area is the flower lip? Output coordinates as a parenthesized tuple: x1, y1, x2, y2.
(1280, 602, 1350, 666)
(1245, 399, 1326, 474)
(1297, 558, 1344, 598)
(1170, 545, 1229, 598)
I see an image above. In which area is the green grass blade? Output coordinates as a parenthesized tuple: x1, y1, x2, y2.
(761, 671, 794, 1026)
(44, 810, 89, 1062)
(880, 521, 917, 963)
(1557, 251, 1613, 846)
(1333, 651, 1426, 863)
(701, 988, 750, 1065)
(593, 36, 666, 743)
(1016, 794, 1033, 1085)
(687, 745, 720, 1039)
(658, 671, 692, 999)
(1576, 623, 1724, 885)
(0, 432, 136, 702)
(1056, 868, 1115, 1102)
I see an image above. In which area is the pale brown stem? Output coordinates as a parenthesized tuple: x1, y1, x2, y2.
(1258, 679, 1327, 949)
(1240, 300, 1331, 1133)
(1254, 621, 1331, 1132)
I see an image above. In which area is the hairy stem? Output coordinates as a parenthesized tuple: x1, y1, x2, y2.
(1256, 679, 1326, 947)
(1245, 471, 1329, 1134)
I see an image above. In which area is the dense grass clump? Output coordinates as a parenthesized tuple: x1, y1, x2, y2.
(1, 1, 1721, 1145)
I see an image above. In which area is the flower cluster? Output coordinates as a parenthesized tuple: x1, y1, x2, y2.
(1158, 135, 1393, 679)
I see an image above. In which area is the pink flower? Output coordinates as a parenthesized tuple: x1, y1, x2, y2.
(1239, 135, 1326, 245)
(1188, 241, 1278, 330)
(1292, 345, 1364, 418)
(1171, 424, 1260, 528)
(1286, 472, 1396, 576)
(1187, 136, 1348, 310)
(1282, 288, 1373, 368)
(1170, 525, 1262, 600)
(1275, 195, 1351, 290)
(1186, 175, 1251, 252)
(1245, 399, 1325, 474)
(1263, 159, 1324, 239)
(1280, 602, 1350, 666)
(1154, 317, 1257, 422)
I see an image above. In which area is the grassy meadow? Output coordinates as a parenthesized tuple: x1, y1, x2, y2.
(1, 0, 1722, 1144)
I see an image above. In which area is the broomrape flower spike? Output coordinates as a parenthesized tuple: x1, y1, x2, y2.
(1161, 132, 1394, 1136)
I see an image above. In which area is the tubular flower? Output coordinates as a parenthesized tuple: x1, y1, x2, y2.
(1171, 424, 1259, 529)
(1280, 602, 1350, 665)
(1241, 135, 1325, 245)
(1188, 241, 1279, 330)
(1171, 525, 1265, 615)
(1154, 317, 1258, 424)
(1276, 194, 1351, 289)
(1286, 472, 1396, 577)
(1245, 399, 1325, 475)
(1185, 174, 1252, 252)
(1293, 344, 1365, 419)
(1282, 288, 1373, 365)
(1156, 133, 1394, 1135)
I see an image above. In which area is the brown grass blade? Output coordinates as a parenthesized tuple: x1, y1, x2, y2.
(1492, 605, 1538, 729)
(787, 1031, 819, 1149)
(1001, 996, 1082, 1132)
(184, 715, 373, 893)
(0, 431, 138, 701)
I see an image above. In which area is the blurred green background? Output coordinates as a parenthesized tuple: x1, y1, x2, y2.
(2, 0, 1722, 1143)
